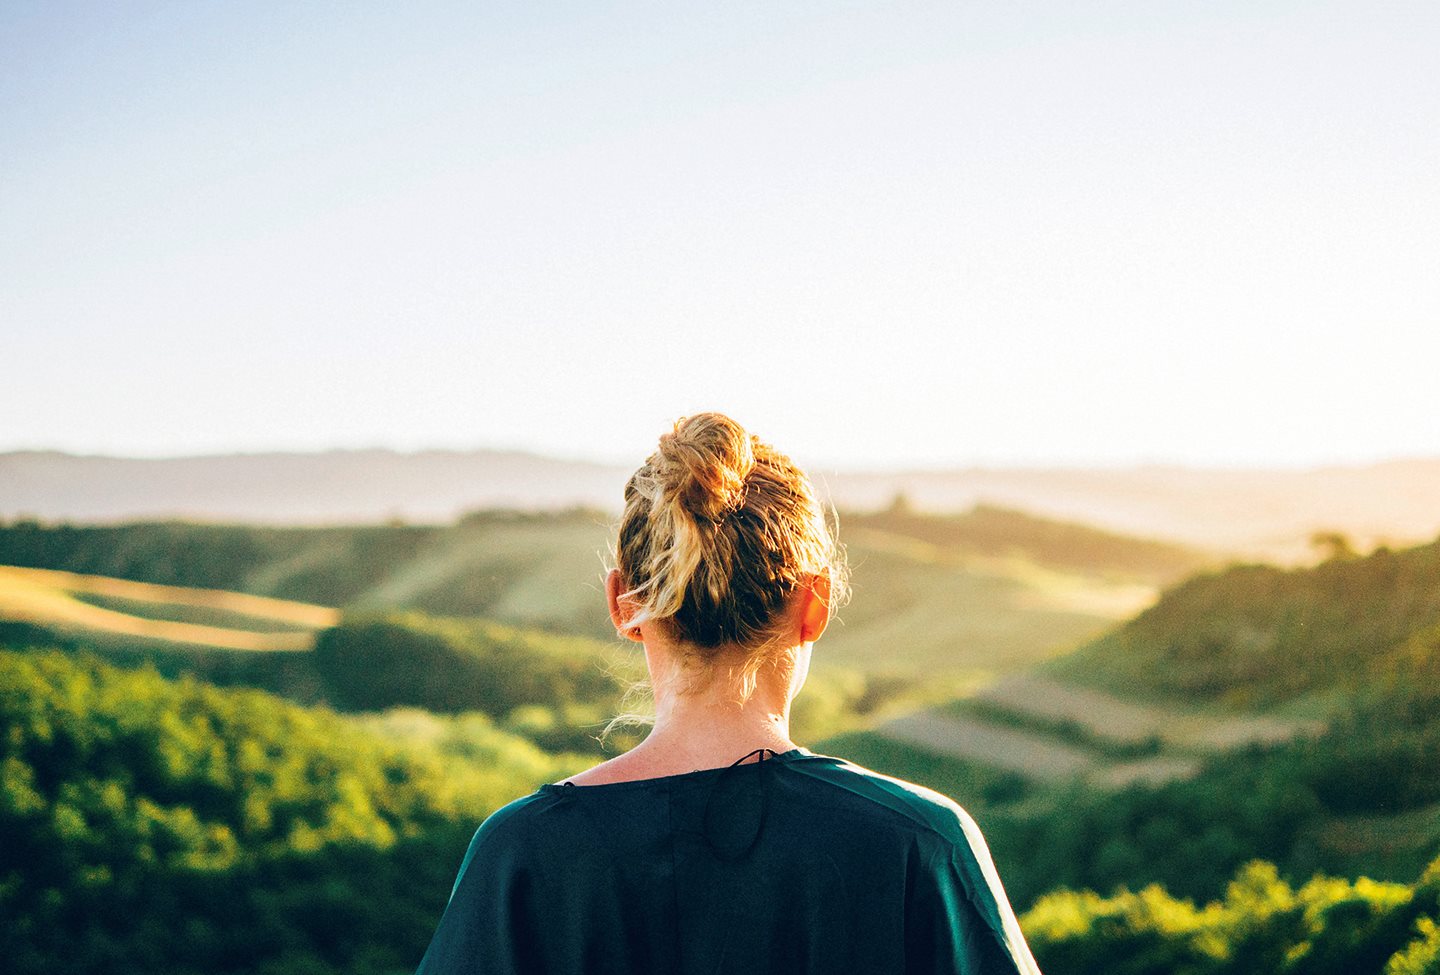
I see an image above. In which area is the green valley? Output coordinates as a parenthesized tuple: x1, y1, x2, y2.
(5, 509, 1440, 973)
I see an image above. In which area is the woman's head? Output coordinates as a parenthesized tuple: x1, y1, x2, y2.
(611, 412, 847, 679)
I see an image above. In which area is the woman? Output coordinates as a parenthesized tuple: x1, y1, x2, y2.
(415, 413, 1041, 974)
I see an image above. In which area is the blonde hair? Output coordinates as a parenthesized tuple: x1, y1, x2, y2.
(614, 413, 848, 688)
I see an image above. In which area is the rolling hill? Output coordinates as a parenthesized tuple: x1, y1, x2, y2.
(0, 506, 1215, 680)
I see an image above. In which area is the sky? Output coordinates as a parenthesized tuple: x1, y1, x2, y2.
(3, 1, 1438, 470)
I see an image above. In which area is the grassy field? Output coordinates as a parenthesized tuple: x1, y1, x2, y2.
(814, 538, 1164, 675)
(349, 512, 613, 635)
(0, 564, 337, 651)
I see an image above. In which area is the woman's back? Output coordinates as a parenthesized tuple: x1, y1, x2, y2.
(416, 748, 1039, 975)
(413, 414, 1041, 973)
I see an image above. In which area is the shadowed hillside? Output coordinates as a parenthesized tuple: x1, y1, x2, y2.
(1050, 536, 1440, 705)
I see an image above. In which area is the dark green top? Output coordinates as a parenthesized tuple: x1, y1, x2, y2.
(415, 748, 1041, 974)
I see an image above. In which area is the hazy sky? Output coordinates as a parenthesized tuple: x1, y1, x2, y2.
(4, 1, 1437, 468)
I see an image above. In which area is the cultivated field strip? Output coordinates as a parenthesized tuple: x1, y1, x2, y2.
(1097, 757, 1202, 787)
(877, 709, 1205, 786)
(878, 710, 1098, 779)
(0, 565, 338, 651)
(3, 566, 339, 627)
(875, 667, 1327, 789)
(974, 674, 1324, 750)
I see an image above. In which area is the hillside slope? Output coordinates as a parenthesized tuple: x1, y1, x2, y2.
(1050, 537, 1440, 705)
(836, 534, 1440, 908)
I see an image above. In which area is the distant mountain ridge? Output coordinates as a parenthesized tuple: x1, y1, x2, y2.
(0, 448, 630, 524)
(5, 448, 1440, 555)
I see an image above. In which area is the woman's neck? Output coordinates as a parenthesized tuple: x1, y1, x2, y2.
(640, 676, 797, 772)
(565, 642, 804, 785)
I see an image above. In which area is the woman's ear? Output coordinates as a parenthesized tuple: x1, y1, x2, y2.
(606, 568, 645, 642)
(797, 570, 832, 644)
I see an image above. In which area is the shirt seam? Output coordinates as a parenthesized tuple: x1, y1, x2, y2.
(667, 780, 682, 973)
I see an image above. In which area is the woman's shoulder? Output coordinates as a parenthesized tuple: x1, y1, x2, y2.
(792, 752, 1041, 973)
(448, 790, 558, 879)
(784, 750, 987, 848)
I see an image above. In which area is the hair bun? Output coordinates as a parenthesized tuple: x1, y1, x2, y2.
(655, 413, 756, 522)
(616, 410, 848, 654)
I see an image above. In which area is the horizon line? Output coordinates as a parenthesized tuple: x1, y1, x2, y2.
(4, 444, 1439, 475)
